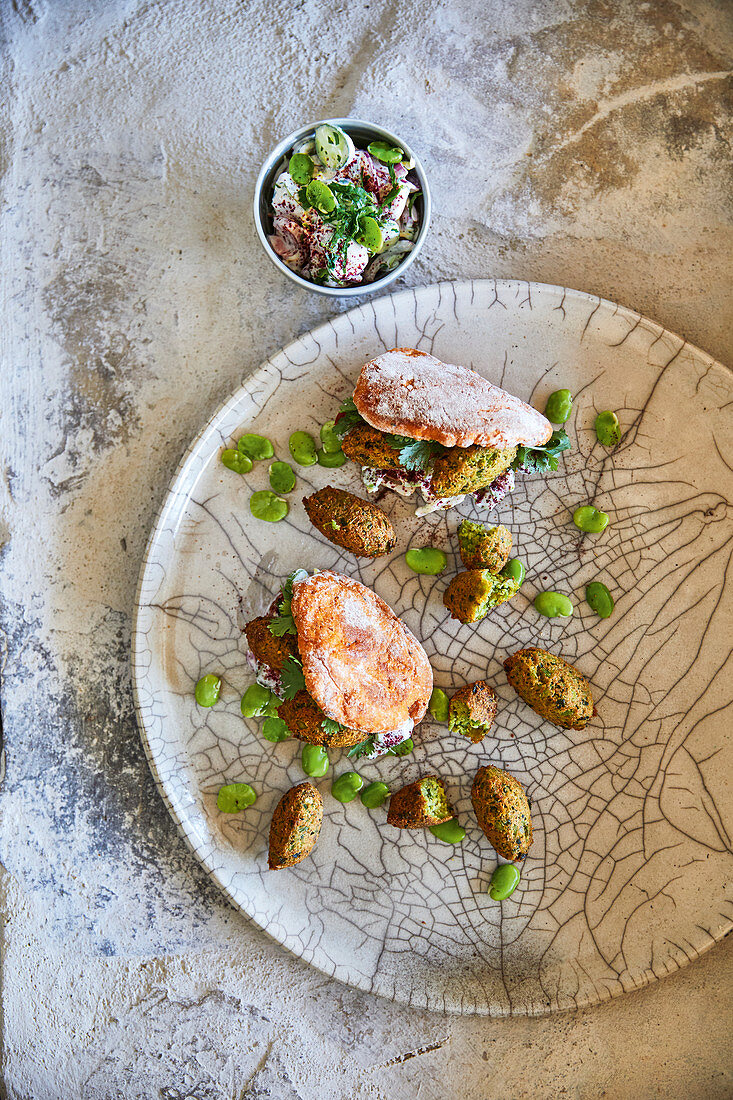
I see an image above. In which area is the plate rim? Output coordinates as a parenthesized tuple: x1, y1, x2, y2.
(131, 277, 732, 1016)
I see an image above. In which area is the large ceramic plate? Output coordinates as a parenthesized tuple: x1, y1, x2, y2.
(132, 280, 732, 1016)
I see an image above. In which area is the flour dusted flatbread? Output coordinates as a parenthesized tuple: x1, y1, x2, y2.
(290, 571, 432, 734)
(353, 347, 552, 449)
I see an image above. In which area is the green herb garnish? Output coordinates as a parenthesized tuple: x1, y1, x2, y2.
(386, 435, 441, 473)
(267, 569, 308, 636)
(347, 735, 377, 760)
(512, 429, 571, 473)
(321, 717, 344, 737)
(333, 397, 366, 439)
(280, 655, 306, 700)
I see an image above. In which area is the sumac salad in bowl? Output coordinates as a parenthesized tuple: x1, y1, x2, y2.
(259, 121, 429, 292)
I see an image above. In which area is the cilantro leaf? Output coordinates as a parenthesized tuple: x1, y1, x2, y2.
(333, 397, 365, 439)
(321, 717, 344, 736)
(512, 430, 571, 474)
(267, 569, 308, 637)
(347, 735, 376, 760)
(268, 613, 297, 637)
(385, 434, 441, 473)
(280, 655, 306, 700)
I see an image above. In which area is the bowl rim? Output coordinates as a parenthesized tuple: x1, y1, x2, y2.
(252, 117, 432, 298)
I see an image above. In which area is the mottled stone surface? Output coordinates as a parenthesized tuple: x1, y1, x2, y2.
(1, 0, 731, 1097)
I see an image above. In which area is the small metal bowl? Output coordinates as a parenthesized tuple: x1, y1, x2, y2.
(253, 118, 431, 298)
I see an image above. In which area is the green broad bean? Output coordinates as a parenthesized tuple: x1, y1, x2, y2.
(405, 547, 447, 575)
(429, 687, 450, 722)
(289, 430, 318, 466)
(319, 420, 343, 454)
(288, 152, 315, 185)
(585, 580, 615, 619)
(221, 448, 252, 474)
(316, 448, 347, 468)
(331, 771, 364, 803)
(573, 505, 609, 534)
(262, 695, 280, 717)
(367, 140, 404, 164)
(250, 490, 289, 522)
(534, 591, 574, 618)
(238, 433, 274, 461)
(301, 744, 330, 778)
(360, 781, 390, 808)
(195, 673, 221, 707)
(305, 178, 336, 213)
(269, 461, 296, 493)
(216, 782, 257, 813)
(429, 819, 466, 844)
(544, 388, 573, 424)
(488, 863, 521, 900)
(262, 716, 290, 742)
(389, 737, 413, 757)
(500, 558, 526, 585)
(595, 410, 621, 447)
(240, 683, 277, 718)
(356, 215, 384, 252)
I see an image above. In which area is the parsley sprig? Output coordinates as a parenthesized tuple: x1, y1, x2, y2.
(512, 430, 571, 473)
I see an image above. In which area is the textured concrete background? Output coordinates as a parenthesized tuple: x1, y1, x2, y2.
(1, 0, 731, 1097)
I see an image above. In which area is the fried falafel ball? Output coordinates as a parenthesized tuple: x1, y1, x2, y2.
(278, 690, 366, 748)
(341, 426, 517, 502)
(303, 486, 396, 558)
(458, 520, 512, 573)
(244, 615, 298, 673)
(429, 445, 517, 498)
(341, 424, 406, 470)
(504, 647, 594, 730)
(448, 681, 498, 743)
(471, 765, 533, 861)
(443, 569, 520, 624)
(268, 782, 323, 870)
(386, 775, 453, 829)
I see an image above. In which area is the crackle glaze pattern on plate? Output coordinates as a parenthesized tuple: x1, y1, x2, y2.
(132, 279, 733, 1016)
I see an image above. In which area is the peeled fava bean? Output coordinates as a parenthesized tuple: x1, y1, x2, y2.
(429, 818, 466, 844)
(217, 782, 257, 813)
(289, 430, 318, 466)
(544, 388, 573, 424)
(195, 673, 221, 707)
(331, 771, 364, 803)
(360, 781, 390, 809)
(595, 410, 621, 447)
(238, 434, 274, 461)
(585, 580, 614, 618)
(534, 590, 573, 619)
(573, 505, 609, 534)
(405, 547, 447, 575)
(489, 863, 521, 900)
(429, 687, 450, 722)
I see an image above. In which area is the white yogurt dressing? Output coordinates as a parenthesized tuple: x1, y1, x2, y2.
(245, 648, 283, 695)
(362, 719, 414, 760)
(361, 466, 464, 515)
